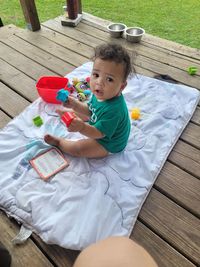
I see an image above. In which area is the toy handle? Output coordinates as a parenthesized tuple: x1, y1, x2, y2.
(61, 112, 76, 127)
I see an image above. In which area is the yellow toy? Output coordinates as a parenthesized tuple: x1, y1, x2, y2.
(131, 108, 141, 120)
(72, 77, 79, 86)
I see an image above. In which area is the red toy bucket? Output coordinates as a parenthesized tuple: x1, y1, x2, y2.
(36, 76, 69, 104)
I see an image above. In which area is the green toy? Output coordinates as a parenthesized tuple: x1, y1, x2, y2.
(187, 66, 198, 75)
(33, 116, 43, 127)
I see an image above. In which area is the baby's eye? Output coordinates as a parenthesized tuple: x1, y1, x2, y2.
(107, 77, 113, 82)
(92, 72, 99, 78)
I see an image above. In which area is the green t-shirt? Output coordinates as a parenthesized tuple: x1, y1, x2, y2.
(87, 94, 130, 153)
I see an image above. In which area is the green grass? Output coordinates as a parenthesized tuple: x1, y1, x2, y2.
(0, 0, 65, 28)
(1, 0, 199, 49)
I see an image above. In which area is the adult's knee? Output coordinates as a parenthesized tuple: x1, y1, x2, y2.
(73, 236, 158, 267)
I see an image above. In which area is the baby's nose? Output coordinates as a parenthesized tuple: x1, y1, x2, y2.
(96, 76, 104, 86)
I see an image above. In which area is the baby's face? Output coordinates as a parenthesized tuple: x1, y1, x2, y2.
(90, 58, 127, 101)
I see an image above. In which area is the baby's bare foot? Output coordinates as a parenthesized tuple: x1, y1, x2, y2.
(44, 134, 60, 146)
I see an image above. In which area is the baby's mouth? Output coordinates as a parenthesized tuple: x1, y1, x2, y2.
(94, 89, 103, 96)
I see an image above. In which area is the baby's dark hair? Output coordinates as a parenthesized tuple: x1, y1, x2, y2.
(93, 43, 133, 81)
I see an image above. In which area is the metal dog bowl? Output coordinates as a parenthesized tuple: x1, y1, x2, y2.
(125, 27, 145, 43)
(107, 23, 127, 38)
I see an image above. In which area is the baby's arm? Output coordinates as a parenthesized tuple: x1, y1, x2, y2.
(68, 117, 104, 139)
(64, 96, 90, 117)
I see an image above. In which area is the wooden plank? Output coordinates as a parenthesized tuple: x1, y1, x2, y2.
(0, 211, 52, 266)
(39, 26, 94, 59)
(134, 66, 158, 78)
(191, 106, 200, 125)
(6, 26, 88, 67)
(79, 17, 199, 64)
(131, 44, 200, 75)
(0, 58, 38, 102)
(0, 82, 30, 117)
(61, 17, 200, 72)
(134, 54, 200, 89)
(42, 19, 103, 47)
(180, 122, 200, 149)
(31, 234, 79, 267)
(132, 221, 196, 267)
(0, 26, 74, 76)
(168, 140, 200, 179)
(75, 22, 200, 88)
(42, 19, 200, 89)
(0, 42, 57, 80)
(142, 34, 200, 61)
(0, 111, 11, 129)
(81, 13, 200, 61)
(19, 0, 40, 31)
(76, 19, 111, 42)
(139, 189, 200, 265)
(155, 161, 200, 217)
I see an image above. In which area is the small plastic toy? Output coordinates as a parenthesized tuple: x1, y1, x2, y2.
(70, 77, 91, 101)
(61, 112, 76, 127)
(36, 76, 69, 104)
(85, 77, 90, 84)
(36, 76, 91, 104)
(65, 82, 75, 94)
(131, 108, 141, 120)
(187, 66, 198, 75)
(83, 89, 91, 97)
(75, 82, 88, 93)
(56, 89, 69, 102)
(33, 116, 43, 127)
(77, 92, 87, 102)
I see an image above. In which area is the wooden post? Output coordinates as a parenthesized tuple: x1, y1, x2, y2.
(61, 0, 82, 27)
(67, 0, 78, 20)
(19, 0, 40, 31)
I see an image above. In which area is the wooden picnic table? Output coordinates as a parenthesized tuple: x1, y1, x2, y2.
(0, 13, 199, 267)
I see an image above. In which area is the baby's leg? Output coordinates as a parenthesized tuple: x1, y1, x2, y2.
(44, 134, 60, 147)
(44, 135, 108, 158)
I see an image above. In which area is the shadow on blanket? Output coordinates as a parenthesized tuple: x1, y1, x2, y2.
(154, 74, 179, 84)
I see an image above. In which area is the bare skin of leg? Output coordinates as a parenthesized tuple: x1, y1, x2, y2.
(73, 237, 158, 267)
(44, 135, 108, 158)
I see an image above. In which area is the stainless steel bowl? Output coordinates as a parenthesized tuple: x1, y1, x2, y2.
(107, 23, 127, 38)
(125, 27, 145, 43)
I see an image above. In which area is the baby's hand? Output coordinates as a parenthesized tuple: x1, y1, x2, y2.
(67, 117, 85, 133)
(63, 95, 77, 109)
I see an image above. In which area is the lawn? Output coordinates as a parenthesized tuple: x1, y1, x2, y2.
(0, 0, 199, 49)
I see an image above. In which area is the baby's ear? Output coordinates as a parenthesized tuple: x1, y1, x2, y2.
(120, 81, 127, 91)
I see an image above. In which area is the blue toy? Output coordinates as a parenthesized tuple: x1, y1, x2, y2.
(56, 89, 69, 102)
(83, 89, 91, 97)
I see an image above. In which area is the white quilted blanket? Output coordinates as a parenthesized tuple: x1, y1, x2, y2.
(0, 62, 199, 249)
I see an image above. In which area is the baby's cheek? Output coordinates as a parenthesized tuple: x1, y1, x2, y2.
(89, 79, 94, 89)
